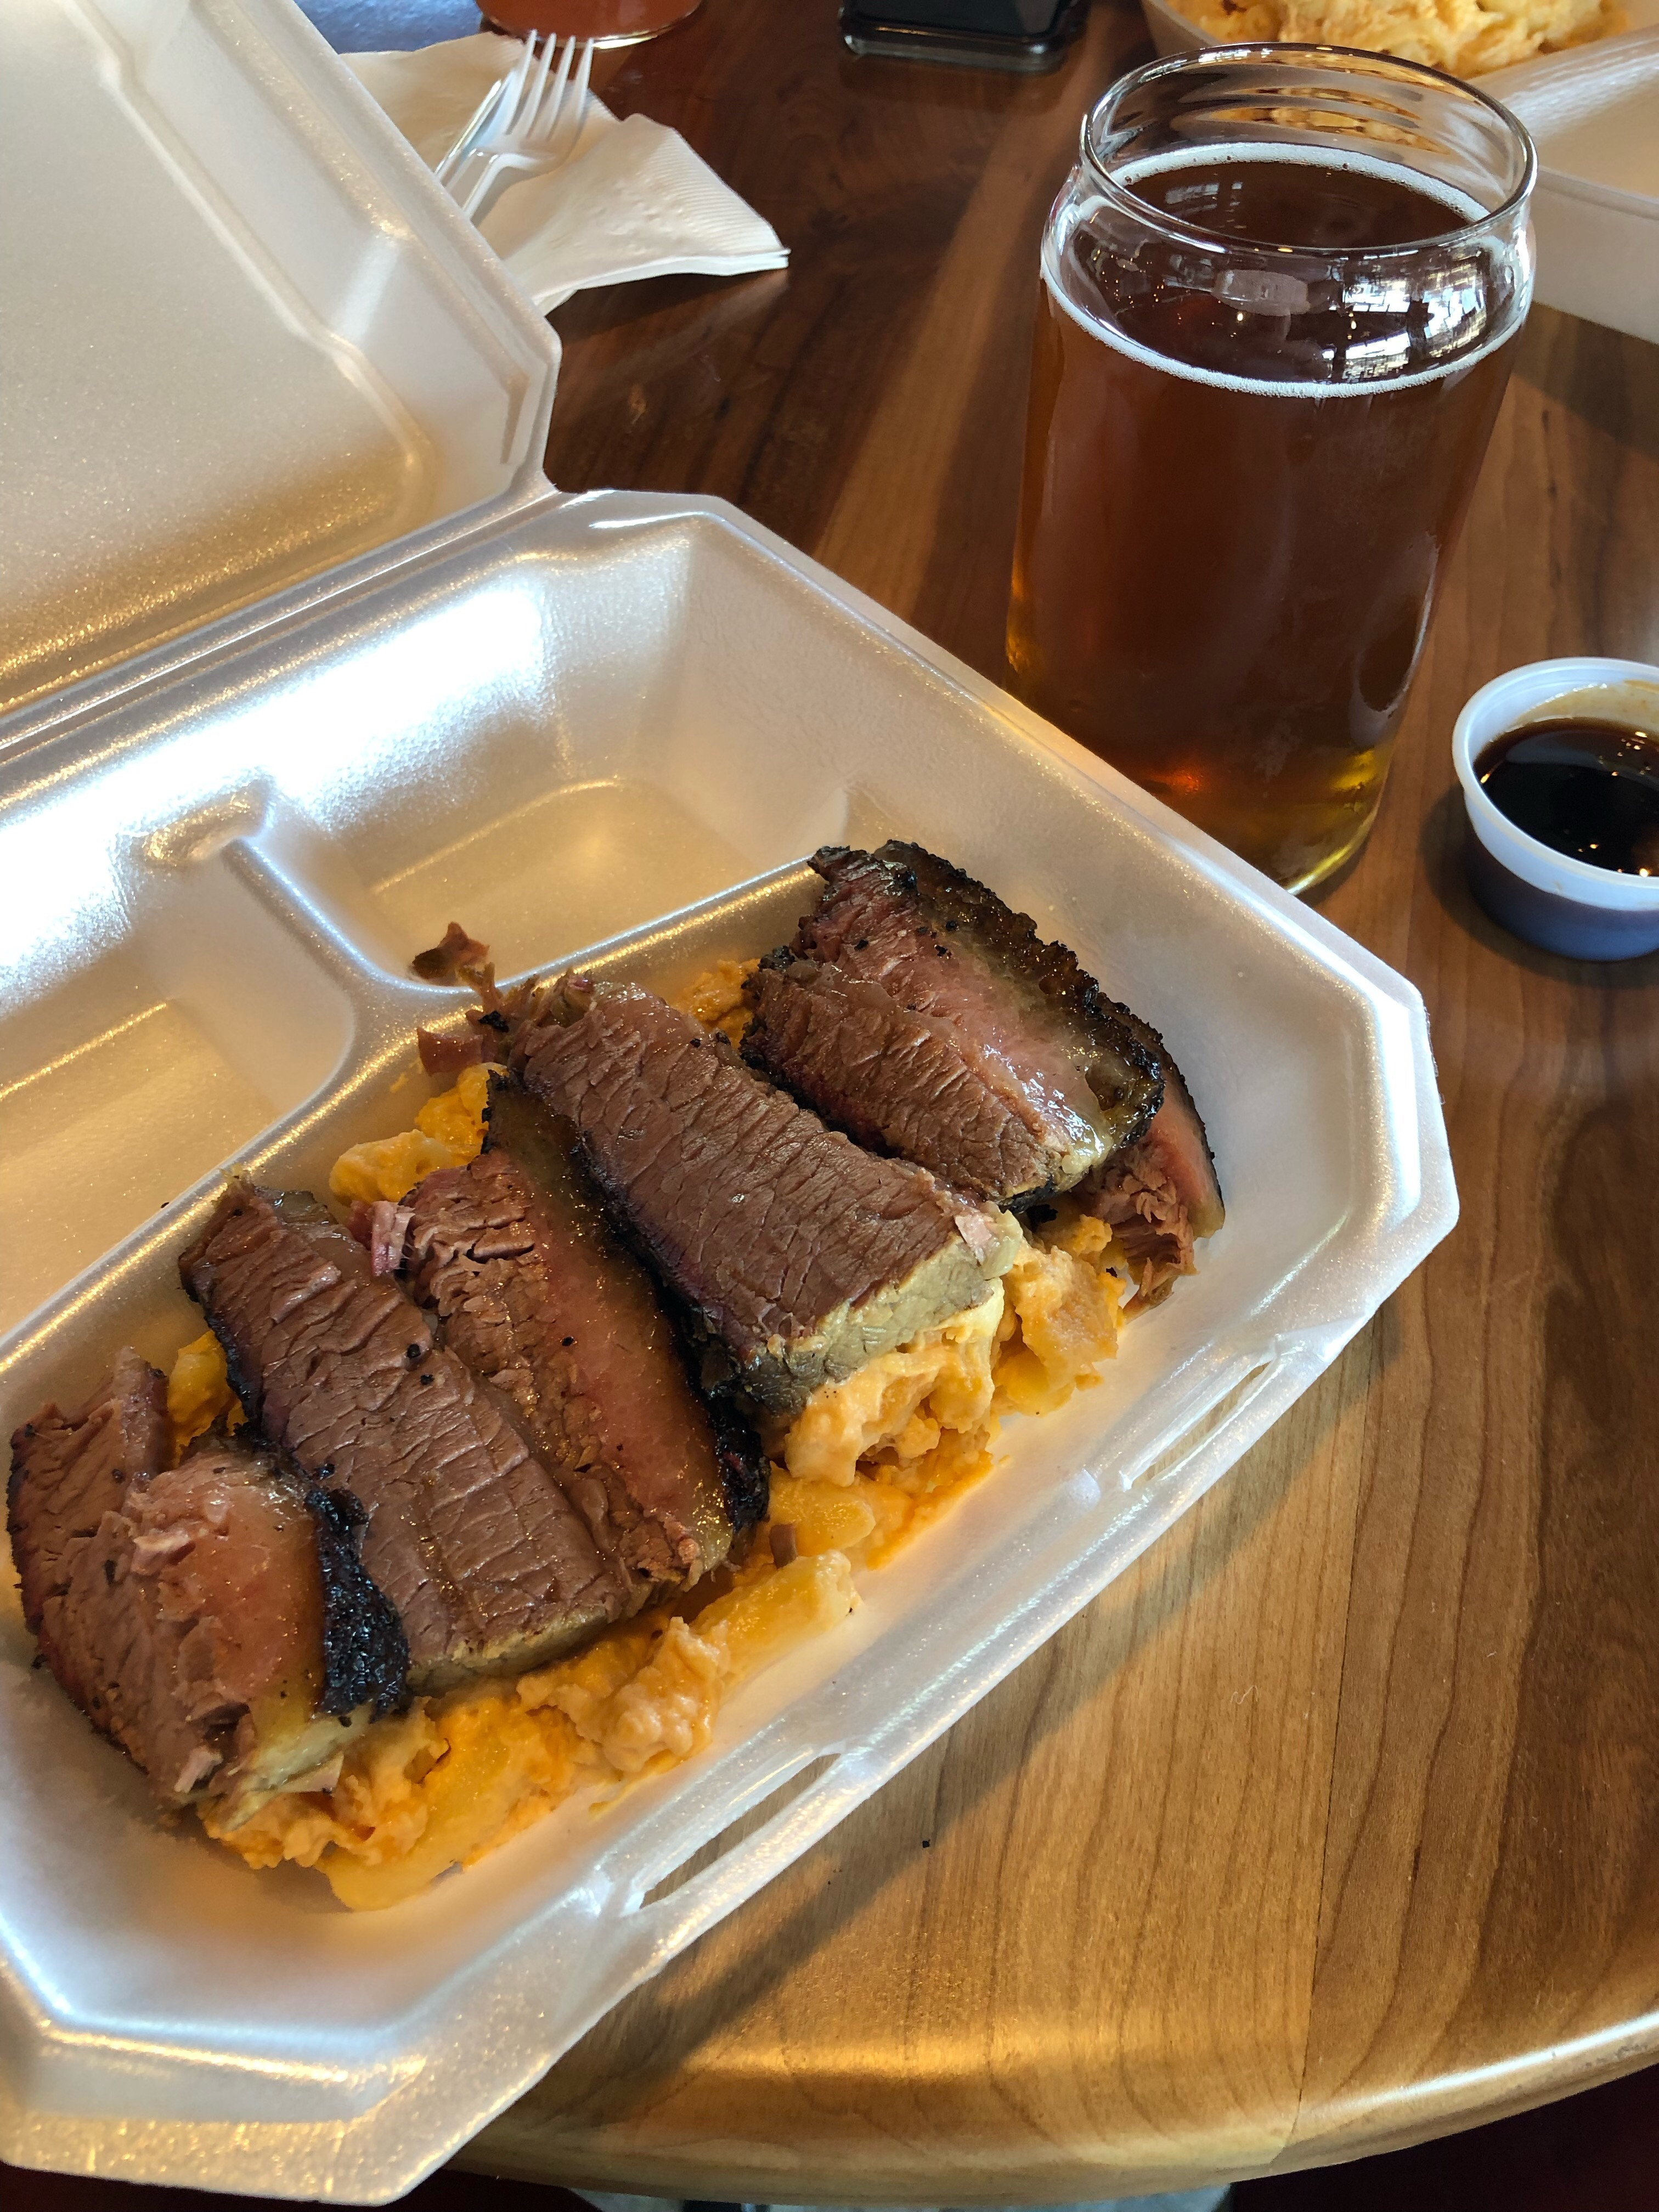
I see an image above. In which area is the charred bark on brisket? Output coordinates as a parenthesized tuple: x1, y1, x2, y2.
(180, 1183, 628, 1689)
(794, 842, 1165, 1183)
(305, 1486, 409, 1719)
(703, 1386, 770, 1532)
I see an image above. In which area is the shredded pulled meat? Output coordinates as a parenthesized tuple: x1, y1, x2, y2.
(411, 921, 489, 983)
(1083, 1141, 1195, 1306)
(409, 926, 540, 1053)
(465, 971, 541, 1029)
(416, 1025, 489, 1075)
(346, 1198, 414, 1278)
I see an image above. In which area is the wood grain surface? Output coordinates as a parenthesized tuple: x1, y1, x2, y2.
(436, 1, 1659, 2199)
(445, 1, 1659, 2196)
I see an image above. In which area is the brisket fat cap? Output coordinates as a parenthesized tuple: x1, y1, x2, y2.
(404, 1076, 764, 1604)
(8, 1359, 383, 1807)
(179, 1184, 631, 1690)
(511, 983, 1021, 1419)
(794, 843, 1165, 1190)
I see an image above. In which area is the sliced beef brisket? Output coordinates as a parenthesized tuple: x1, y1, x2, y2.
(512, 982, 1020, 1416)
(8, 1347, 170, 1644)
(777, 843, 1163, 1195)
(9, 1370, 377, 1807)
(741, 957, 1058, 1203)
(778, 843, 1223, 1245)
(180, 1184, 628, 1689)
(404, 1079, 763, 1603)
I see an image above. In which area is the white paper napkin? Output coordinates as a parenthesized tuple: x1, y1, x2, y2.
(346, 31, 788, 312)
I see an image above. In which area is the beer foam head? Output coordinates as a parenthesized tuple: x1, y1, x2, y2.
(1048, 143, 1522, 398)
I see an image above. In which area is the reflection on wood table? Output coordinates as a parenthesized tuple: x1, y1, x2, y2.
(447, 0, 1659, 2198)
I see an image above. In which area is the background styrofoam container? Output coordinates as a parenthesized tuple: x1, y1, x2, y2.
(1138, 0, 1216, 54)
(0, 487, 1457, 2202)
(1132, 5, 1659, 346)
(0, 0, 559, 724)
(1483, 29, 1659, 346)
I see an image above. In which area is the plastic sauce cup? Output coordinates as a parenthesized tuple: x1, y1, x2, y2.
(1453, 656, 1659, 960)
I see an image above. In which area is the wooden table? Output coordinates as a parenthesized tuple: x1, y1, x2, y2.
(477, 0, 1659, 2198)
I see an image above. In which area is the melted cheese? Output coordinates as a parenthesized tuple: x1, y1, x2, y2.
(213, 1552, 855, 1909)
(996, 1216, 1122, 1418)
(781, 1222, 1121, 1491)
(328, 1060, 492, 1204)
(784, 1287, 1006, 1487)
(166, 1331, 245, 1458)
(674, 956, 758, 1046)
(523, 1550, 855, 1779)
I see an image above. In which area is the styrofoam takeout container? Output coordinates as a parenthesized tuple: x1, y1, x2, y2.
(0, 0, 560, 727)
(0, 1, 1458, 2200)
(1482, 27, 1659, 346)
(1134, 8, 1659, 347)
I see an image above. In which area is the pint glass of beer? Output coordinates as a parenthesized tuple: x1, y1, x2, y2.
(1007, 48, 1536, 891)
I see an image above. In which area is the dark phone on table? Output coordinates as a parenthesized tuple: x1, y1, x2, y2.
(839, 0, 1088, 71)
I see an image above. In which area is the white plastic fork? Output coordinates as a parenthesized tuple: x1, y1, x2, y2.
(442, 35, 595, 225)
(432, 49, 531, 193)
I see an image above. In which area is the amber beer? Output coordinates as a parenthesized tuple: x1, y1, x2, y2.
(1008, 55, 1536, 891)
(482, 0, 698, 40)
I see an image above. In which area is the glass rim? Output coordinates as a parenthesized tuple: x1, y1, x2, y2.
(1079, 42, 1538, 262)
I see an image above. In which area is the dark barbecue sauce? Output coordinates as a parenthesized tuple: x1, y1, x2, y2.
(1476, 718, 1659, 876)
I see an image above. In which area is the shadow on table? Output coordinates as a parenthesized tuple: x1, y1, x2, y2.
(551, 267, 788, 348)
(543, 268, 791, 493)
(1233, 2058, 1659, 2211)
(1417, 785, 1659, 986)
(1514, 311, 1659, 467)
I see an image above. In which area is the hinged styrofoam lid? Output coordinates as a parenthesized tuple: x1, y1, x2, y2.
(0, 0, 560, 724)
